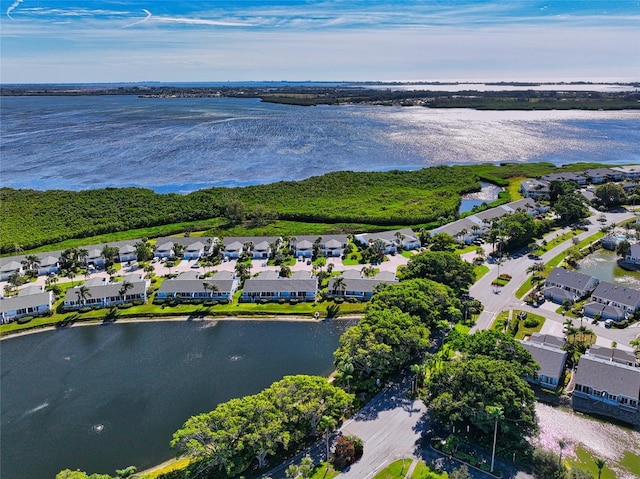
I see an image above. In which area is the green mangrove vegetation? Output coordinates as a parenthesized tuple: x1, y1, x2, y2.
(2, 162, 604, 254)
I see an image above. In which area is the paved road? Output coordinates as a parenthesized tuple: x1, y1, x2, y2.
(470, 208, 640, 350)
(338, 379, 427, 478)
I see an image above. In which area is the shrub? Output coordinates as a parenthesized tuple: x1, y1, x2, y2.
(289, 299, 299, 305)
(78, 307, 92, 313)
(278, 298, 286, 304)
(348, 297, 359, 303)
(16, 316, 34, 324)
(612, 320, 629, 329)
(334, 297, 344, 304)
(218, 299, 229, 305)
(332, 435, 363, 469)
(118, 303, 133, 309)
(524, 317, 540, 328)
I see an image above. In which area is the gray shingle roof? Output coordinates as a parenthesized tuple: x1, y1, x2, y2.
(521, 341, 567, 382)
(529, 333, 566, 349)
(588, 345, 637, 366)
(591, 281, 640, 309)
(575, 355, 640, 400)
(0, 291, 52, 314)
(243, 272, 317, 294)
(545, 268, 597, 293)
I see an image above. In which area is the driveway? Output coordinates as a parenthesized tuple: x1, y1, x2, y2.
(470, 209, 640, 350)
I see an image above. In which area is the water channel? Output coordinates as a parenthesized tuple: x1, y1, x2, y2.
(459, 182, 504, 214)
(0, 319, 355, 479)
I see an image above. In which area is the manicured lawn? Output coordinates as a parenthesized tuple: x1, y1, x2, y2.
(309, 462, 340, 479)
(512, 310, 545, 339)
(411, 461, 448, 479)
(372, 459, 447, 479)
(0, 292, 366, 336)
(140, 458, 190, 479)
(454, 323, 471, 335)
(474, 264, 490, 280)
(372, 459, 415, 479)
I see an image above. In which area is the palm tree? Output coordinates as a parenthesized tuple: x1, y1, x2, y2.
(630, 337, 640, 359)
(317, 415, 337, 462)
(106, 266, 117, 282)
(558, 438, 568, 470)
(119, 281, 134, 300)
(76, 285, 91, 306)
(202, 281, 219, 298)
(594, 458, 606, 479)
(235, 262, 251, 283)
(332, 275, 346, 296)
(78, 248, 89, 266)
(144, 264, 155, 279)
(21, 254, 41, 273)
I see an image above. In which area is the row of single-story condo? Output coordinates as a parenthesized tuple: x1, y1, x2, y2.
(156, 271, 239, 301)
(573, 346, 640, 422)
(289, 235, 349, 259)
(543, 268, 600, 304)
(543, 267, 640, 321)
(327, 270, 398, 300)
(354, 228, 421, 254)
(520, 165, 640, 200)
(63, 274, 150, 310)
(429, 198, 547, 244)
(241, 270, 318, 302)
(520, 333, 568, 390)
(0, 229, 421, 282)
(0, 285, 53, 323)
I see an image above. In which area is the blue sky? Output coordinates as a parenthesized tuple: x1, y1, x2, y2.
(1, 0, 638, 83)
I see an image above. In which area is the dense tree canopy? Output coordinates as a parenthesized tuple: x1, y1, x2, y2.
(426, 358, 537, 452)
(450, 329, 539, 377)
(595, 183, 627, 208)
(424, 330, 538, 453)
(334, 307, 431, 391)
(171, 375, 353, 477)
(334, 279, 460, 392)
(553, 193, 589, 222)
(368, 278, 462, 328)
(398, 251, 475, 293)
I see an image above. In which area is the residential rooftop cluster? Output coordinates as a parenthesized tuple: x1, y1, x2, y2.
(544, 267, 640, 322)
(0, 228, 420, 323)
(520, 166, 640, 200)
(521, 333, 640, 421)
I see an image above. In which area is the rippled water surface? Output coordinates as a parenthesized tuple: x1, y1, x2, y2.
(1, 96, 639, 192)
(577, 248, 640, 289)
(535, 403, 640, 479)
(0, 319, 354, 479)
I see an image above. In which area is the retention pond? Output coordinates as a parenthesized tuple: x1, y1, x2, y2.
(0, 319, 355, 479)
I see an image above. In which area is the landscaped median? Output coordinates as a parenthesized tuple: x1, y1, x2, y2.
(431, 437, 502, 477)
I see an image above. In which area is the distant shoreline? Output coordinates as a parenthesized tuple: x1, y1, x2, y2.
(1, 83, 638, 110)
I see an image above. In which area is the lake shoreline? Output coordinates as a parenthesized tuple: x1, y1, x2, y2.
(0, 313, 362, 341)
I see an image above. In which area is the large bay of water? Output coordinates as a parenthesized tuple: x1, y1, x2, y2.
(1, 96, 639, 192)
(0, 319, 354, 479)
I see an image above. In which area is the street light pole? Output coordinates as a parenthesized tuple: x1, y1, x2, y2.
(491, 413, 499, 473)
(486, 405, 503, 474)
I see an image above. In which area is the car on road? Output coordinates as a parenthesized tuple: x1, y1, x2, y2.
(604, 319, 614, 328)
